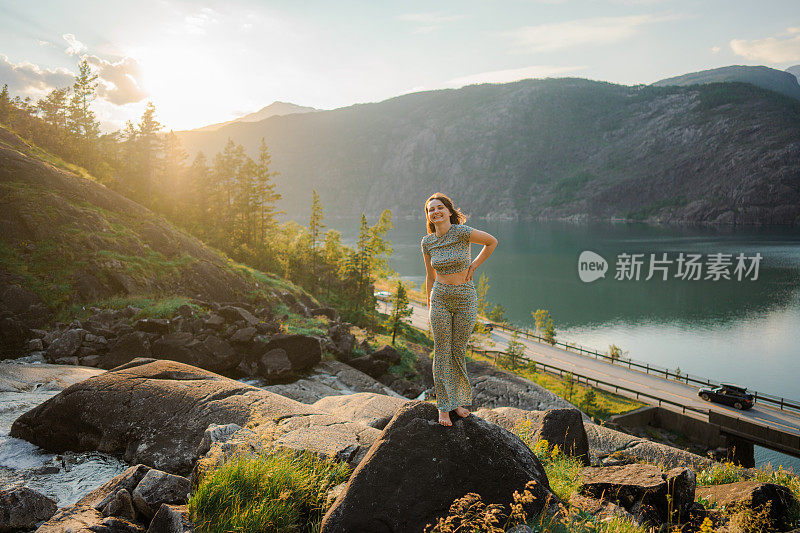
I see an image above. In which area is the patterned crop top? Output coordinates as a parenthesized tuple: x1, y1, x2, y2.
(421, 224, 474, 275)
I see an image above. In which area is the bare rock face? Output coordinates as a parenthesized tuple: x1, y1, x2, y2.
(466, 360, 585, 413)
(10, 358, 378, 477)
(579, 463, 696, 526)
(0, 484, 58, 531)
(320, 400, 560, 533)
(475, 406, 590, 464)
(696, 480, 799, 531)
(146, 504, 192, 533)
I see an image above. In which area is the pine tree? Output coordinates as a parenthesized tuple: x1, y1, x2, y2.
(505, 330, 525, 370)
(0, 84, 11, 124)
(160, 130, 189, 218)
(254, 138, 282, 244)
(388, 280, 413, 345)
(308, 189, 325, 291)
(137, 102, 163, 205)
(476, 272, 490, 315)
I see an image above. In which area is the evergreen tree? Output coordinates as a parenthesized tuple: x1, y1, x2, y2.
(388, 280, 413, 345)
(505, 329, 526, 370)
(0, 84, 10, 124)
(476, 272, 490, 315)
(254, 138, 281, 244)
(137, 102, 163, 205)
(160, 130, 188, 219)
(308, 189, 325, 291)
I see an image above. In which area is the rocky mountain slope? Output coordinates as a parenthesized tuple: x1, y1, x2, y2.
(0, 126, 312, 351)
(176, 77, 800, 226)
(654, 65, 800, 101)
(192, 101, 318, 132)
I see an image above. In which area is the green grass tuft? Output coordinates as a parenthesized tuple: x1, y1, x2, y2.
(188, 448, 350, 533)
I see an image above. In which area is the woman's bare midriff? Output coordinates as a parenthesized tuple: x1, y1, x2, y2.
(435, 268, 470, 285)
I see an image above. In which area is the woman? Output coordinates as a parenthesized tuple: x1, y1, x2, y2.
(421, 193, 499, 426)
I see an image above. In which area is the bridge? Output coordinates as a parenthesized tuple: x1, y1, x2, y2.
(380, 297, 800, 466)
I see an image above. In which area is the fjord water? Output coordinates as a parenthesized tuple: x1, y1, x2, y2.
(329, 216, 800, 469)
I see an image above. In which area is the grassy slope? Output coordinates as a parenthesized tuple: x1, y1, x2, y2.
(0, 126, 316, 323)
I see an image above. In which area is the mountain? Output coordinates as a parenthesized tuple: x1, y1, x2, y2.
(787, 65, 800, 82)
(174, 77, 800, 226)
(0, 126, 309, 328)
(653, 65, 800, 101)
(191, 101, 318, 132)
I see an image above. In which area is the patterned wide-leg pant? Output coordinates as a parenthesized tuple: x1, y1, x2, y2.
(429, 279, 478, 412)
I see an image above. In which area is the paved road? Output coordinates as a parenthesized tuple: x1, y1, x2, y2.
(378, 297, 800, 438)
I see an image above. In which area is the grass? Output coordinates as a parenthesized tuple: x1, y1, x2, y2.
(188, 448, 351, 533)
(67, 295, 205, 321)
(695, 460, 800, 530)
(467, 350, 645, 421)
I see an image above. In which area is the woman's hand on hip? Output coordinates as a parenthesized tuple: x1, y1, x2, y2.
(466, 264, 477, 281)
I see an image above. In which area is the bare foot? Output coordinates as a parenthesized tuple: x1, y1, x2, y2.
(438, 410, 452, 426)
(454, 406, 470, 418)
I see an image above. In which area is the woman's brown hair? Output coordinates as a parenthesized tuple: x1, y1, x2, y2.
(424, 193, 467, 234)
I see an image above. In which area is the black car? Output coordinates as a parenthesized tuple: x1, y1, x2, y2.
(481, 322, 494, 333)
(698, 383, 754, 410)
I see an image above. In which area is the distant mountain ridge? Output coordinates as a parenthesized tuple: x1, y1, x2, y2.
(787, 65, 800, 82)
(654, 65, 800, 101)
(192, 101, 318, 132)
(175, 75, 800, 226)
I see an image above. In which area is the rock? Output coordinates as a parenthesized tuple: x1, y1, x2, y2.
(578, 463, 696, 526)
(102, 332, 152, 369)
(25, 337, 43, 352)
(175, 305, 194, 318)
(11, 358, 377, 476)
(312, 392, 410, 426)
(37, 506, 145, 532)
(0, 484, 58, 531)
(195, 423, 252, 457)
(45, 328, 86, 361)
(258, 348, 293, 380)
(131, 470, 191, 520)
(200, 334, 239, 372)
(665, 467, 696, 523)
(151, 332, 197, 365)
(229, 326, 256, 344)
(262, 360, 406, 403)
(135, 319, 171, 335)
(696, 480, 798, 531)
(568, 492, 639, 524)
(146, 504, 192, 533)
(217, 305, 258, 326)
(311, 307, 339, 321)
(319, 400, 559, 533)
(467, 360, 585, 413)
(262, 334, 322, 372)
(202, 314, 225, 330)
(327, 323, 355, 359)
(348, 345, 402, 378)
(102, 488, 137, 520)
(475, 407, 590, 464)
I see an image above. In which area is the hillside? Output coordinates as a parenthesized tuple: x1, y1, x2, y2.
(654, 65, 800, 100)
(176, 77, 800, 226)
(0, 126, 314, 336)
(192, 101, 319, 132)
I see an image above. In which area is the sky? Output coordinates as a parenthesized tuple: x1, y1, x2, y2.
(1, 0, 799, 132)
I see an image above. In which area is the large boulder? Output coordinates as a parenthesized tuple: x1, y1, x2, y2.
(262, 360, 405, 403)
(579, 463, 696, 526)
(347, 345, 402, 378)
(475, 406, 590, 464)
(0, 484, 58, 531)
(466, 360, 585, 413)
(696, 480, 798, 531)
(10, 358, 377, 476)
(320, 400, 560, 533)
(312, 392, 410, 426)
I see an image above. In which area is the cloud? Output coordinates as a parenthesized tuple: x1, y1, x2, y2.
(0, 54, 74, 94)
(397, 12, 465, 33)
(711, 46, 721, 54)
(502, 14, 679, 53)
(730, 29, 800, 63)
(63, 33, 87, 56)
(184, 7, 219, 35)
(84, 55, 147, 105)
(447, 64, 585, 87)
